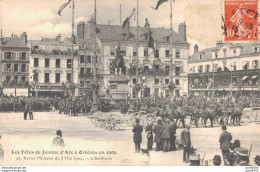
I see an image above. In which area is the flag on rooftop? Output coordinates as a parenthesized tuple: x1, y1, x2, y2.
(58, 0, 71, 16)
(151, 0, 168, 10)
(122, 8, 136, 28)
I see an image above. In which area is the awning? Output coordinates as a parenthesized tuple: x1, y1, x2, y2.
(252, 75, 258, 79)
(242, 76, 248, 80)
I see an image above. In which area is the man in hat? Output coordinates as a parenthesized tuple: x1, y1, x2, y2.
(52, 130, 65, 148)
(213, 155, 222, 166)
(219, 125, 232, 165)
(153, 119, 163, 151)
(170, 119, 177, 151)
(132, 119, 143, 153)
(181, 125, 191, 162)
(160, 119, 172, 152)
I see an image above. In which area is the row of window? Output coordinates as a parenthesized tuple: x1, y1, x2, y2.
(3, 76, 28, 83)
(4, 63, 28, 72)
(110, 49, 180, 58)
(33, 73, 72, 84)
(79, 68, 99, 75)
(191, 60, 259, 73)
(3, 52, 28, 60)
(34, 58, 72, 68)
(131, 78, 180, 86)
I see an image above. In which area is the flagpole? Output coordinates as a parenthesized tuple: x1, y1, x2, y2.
(170, 0, 173, 99)
(71, 0, 75, 96)
(91, 0, 98, 113)
(120, 4, 122, 25)
(136, 0, 139, 98)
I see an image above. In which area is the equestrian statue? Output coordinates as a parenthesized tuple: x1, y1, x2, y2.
(110, 43, 126, 77)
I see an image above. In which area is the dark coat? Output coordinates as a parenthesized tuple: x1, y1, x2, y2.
(132, 124, 143, 143)
(153, 123, 163, 143)
(160, 123, 172, 139)
(181, 130, 191, 147)
(219, 130, 232, 151)
(170, 122, 177, 136)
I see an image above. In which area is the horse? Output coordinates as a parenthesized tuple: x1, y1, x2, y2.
(110, 51, 126, 77)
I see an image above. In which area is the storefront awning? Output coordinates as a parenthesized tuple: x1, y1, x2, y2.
(242, 76, 248, 80)
(252, 75, 258, 79)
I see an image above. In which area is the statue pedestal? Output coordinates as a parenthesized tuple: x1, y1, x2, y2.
(108, 76, 129, 110)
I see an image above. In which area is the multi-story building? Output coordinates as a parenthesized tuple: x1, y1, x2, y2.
(188, 42, 260, 97)
(0, 32, 30, 96)
(28, 35, 79, 97)
(77, 18, 190, 98)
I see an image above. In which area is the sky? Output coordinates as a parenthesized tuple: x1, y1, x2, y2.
(0, 0, 222, 52)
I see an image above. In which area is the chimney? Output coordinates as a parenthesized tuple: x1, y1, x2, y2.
(21, 32, 27, 45)
(87, 16, 95, 39)
(124, 21, 130, 39)
(56, 34, 61, 42)
(178, 22, 187, 42)
(77, 21, 85, 39)
(194, 44, 198, 53)
(0, 29, 3, 46)
(216, 40, 224, 47)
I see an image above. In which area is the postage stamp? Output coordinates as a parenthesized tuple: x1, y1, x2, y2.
(224, 0, 259, 42)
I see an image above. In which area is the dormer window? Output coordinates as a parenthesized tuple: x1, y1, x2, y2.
(223, 49, 227, 57)
(254, 46, 258, 53)
(215, 52, 218, 59)
(166, 36, 170, 42)
(199, 54, 203, 60)
(233, 49, 236, 56)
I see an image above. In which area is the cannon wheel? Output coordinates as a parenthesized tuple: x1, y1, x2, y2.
(105, 114, 122, 130)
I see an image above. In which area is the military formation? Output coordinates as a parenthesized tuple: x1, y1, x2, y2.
(126, 96, 254, 128)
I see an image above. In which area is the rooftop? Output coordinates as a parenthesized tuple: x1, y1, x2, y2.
(94, 24, 188, 45)
(0, 37, 29, 49)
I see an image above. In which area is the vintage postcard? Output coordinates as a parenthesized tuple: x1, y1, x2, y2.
(0, 0, 260, 168)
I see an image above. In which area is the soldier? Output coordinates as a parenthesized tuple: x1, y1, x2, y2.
(52, 130, 65, 148)
(24, 102, 29, 120)
(28, 101, 34, 120)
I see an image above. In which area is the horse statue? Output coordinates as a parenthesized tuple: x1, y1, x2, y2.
(110, 44, 126, 77)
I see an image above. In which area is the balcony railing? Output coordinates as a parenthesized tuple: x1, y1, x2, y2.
(2, 81, 29, 88)
(128, 66, 170, 76)
(31, 49, 78, 56)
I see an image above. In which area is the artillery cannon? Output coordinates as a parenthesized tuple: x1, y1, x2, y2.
(88, 110, 158, 131)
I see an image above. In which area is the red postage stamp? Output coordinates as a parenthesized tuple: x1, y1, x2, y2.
(224, 0, 259, 42)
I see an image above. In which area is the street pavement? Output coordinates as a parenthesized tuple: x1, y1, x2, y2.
(0, 111, 260, 166)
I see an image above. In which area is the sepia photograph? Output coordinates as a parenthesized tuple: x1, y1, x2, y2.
(0, 0, 260, 169)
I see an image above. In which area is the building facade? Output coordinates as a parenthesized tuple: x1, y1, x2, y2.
(28, 35, 79, 97)
(77, 18, 190, 98)
(0, 32, 30, 96)
(188, 42, 260, 97)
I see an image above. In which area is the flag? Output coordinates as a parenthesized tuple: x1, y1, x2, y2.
(151, 0, 168, 10)
(122, 8, 136, 28)
(58, 0, 71, 16)
(148, 33, 155, 49)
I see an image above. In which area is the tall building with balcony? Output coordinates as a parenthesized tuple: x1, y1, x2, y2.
(188, 42, 260, 97)
(77, 18, 190, 98)
(0, 32, 30, 96)
(28, 35, 79, 97)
